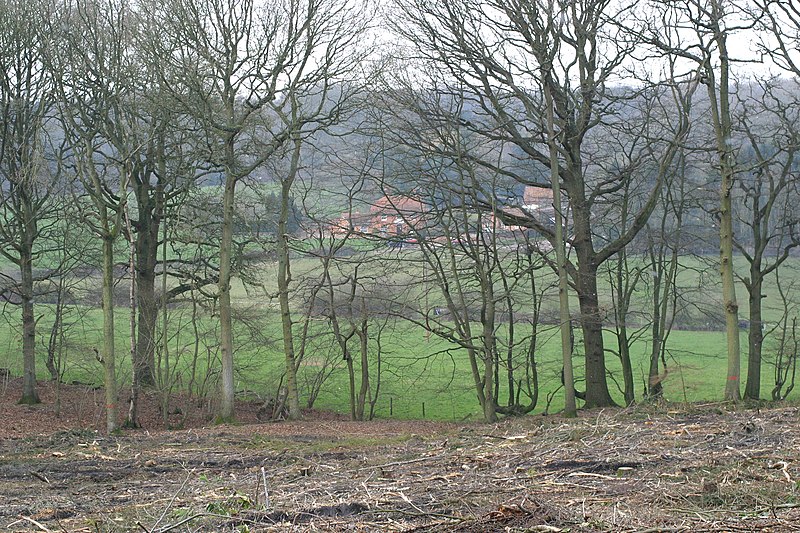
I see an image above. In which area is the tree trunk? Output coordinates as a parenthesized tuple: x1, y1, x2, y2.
(277, 136, 302, 421)
(101, 233, 118, 433)
(720, 169, 741, 401)
(614, 260, 635, 406)
(134, 186, 159, 387)
(575, 257, 615, 408)
(648, 341, 663, 398)
(217, 166, 237, 422)
(19, 228, 39, 405)
(346, 353, 356, 420)
(744, 273, 763, 400)
(483, 351, 497, 423)
(481, 273, 498, 423)
(124, 205, 142, 429)
(567, 180, 615, 407)
(46, 278, 65, 381)
(618, 322, 634, 406)
(136, 268, 157, 386)
(545, 82, 576, 417)
(708, 8, 741, 401)
(648, 238, 669, 399)
(356, 308, 369, 421)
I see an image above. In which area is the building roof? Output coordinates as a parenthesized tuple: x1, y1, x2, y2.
(523, 186, 554, 206)
(370, 195, 425, 214)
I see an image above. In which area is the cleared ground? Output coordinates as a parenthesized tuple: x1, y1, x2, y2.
(1, 379, 799, 532)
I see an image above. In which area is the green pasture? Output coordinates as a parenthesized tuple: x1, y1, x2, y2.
(0, 250, 798, 420)
(0, 304, 790, 422)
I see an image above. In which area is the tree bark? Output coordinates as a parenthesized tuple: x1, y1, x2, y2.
(133, 179, 160, 387)
(356, 300, 370, 421)
(277, 136, 303, 420)
(617, 321, 634, 406)
(575, 256, 615, 408)
(544, 81, 577, 417)
(744, 272, 763, 400)
(101, 233, 118, 433)
(124, 205, 140, 428)
(570, 200, 615, 407)
(217, 144, 237, 422)
(481, 276, 498, 423)
(19, 222, 39, 404)
(706, 3, 741, 401)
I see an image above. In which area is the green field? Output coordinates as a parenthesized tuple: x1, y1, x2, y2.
(0, 250, 798, 420)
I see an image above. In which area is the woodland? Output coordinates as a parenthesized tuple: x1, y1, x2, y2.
(2, 0, 800, 530)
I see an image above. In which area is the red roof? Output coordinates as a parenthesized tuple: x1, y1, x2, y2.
(370, 195, 425, 214)
(523, 186, 553, 206)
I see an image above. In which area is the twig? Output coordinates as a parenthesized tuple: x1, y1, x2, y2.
(398, 490, 426, 514)
(155, 512, 270, 532)
(481, 434, 528, 440)
(154, 513, 205, 533)
(356, 457, 432, 471)
(755, 502, 800, 513)
(151, 471, 193, 531)
(368, 507, 463, 521)
(30, 471, 50, 484)
(724, 445, 750, 460)
(566, 471, 618, 480)
(261, 466, 270, 509)
(12, 516, 51, 532)
(635, 526, 690, 533)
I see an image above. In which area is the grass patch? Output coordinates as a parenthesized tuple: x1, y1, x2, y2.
(1, 253, 799, 420)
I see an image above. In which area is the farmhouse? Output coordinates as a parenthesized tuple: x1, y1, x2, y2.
(328, 194, 426, 238)
(328, 187, 553, 238)
(523, 185, 554, 212)
(369, 195, 425, 237)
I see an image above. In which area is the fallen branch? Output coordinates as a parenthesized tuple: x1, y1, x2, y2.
(356, 457, 433, 471)
(30, 471, 50, 484)
(566, 471, 618, 480)
(635, 526, 691, 533)
(154, 513, 206, 533)
(8, 516, 51, 532)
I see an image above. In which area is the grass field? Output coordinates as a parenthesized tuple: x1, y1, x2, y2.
(0, 250, 798, 420)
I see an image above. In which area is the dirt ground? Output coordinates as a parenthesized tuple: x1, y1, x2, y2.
(1, 379, 800, 532)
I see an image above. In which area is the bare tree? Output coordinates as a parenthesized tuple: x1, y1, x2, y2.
(0, 0, 62, 404)
(642, 151, 693, 399)
(357, 102, 550, 421)
(152, 0, 371, 421)
(753, 0, 800, 401)
(389, 0, 698, 408)
(639, 0, 762, 401)
(770, 267, 799, 401)
(732, 79, 800, 400)
(50, 0, 146, 432)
